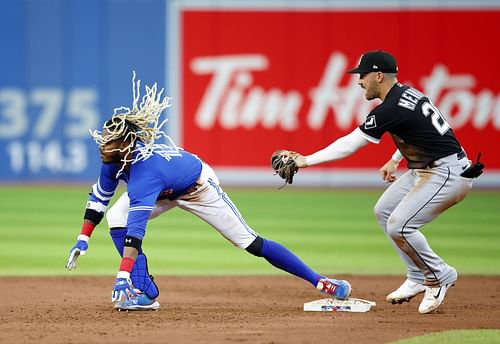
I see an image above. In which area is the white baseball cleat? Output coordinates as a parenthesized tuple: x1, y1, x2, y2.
(386, 279, 426, 304)
(418, 283, 453, 314)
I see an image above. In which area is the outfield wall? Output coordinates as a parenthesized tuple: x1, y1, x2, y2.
(1, 0, 499, 187)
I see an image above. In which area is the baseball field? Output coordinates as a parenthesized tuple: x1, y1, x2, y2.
(1, 185, 499, 343)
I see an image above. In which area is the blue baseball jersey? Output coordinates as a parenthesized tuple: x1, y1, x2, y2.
(88, 144, 203, 240)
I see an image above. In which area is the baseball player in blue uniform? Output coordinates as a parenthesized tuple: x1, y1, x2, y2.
(65, 73, 351, 311)
(283, 51, 482, 314)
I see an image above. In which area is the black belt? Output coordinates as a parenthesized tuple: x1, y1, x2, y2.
(185, 180, 202, 194)
(156, 181, 201, 201)
(427, 150, 466, 169)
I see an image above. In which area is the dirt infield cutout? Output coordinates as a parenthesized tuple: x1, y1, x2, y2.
(2, 275, 499, 344)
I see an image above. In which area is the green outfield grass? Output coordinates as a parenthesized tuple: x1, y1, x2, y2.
(392, 329, 500, 344)
(0, 185, 499, 276)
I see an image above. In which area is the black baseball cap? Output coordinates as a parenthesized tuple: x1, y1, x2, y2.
(347, 50, 398, 74)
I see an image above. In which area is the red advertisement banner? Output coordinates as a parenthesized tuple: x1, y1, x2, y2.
(180, 9, 500, 170)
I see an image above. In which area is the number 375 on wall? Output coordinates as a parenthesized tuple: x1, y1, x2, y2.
(0, 88, 99, 175)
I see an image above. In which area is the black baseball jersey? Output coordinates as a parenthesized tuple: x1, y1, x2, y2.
(358, 83, 462, 169)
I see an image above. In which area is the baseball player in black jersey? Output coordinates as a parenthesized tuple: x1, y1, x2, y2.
(286, 50, 482, 314)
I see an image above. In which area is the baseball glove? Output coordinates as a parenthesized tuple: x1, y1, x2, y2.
(271, 149, 299, 188)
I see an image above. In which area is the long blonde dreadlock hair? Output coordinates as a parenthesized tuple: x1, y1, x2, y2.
(90, 71, 180, 177)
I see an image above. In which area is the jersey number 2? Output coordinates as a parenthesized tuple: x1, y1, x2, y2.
(421, 102, 450, 135)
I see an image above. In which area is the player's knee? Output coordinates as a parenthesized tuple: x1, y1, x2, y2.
(245, 237, 263, 257)
(385, 215, 408, 238)
(106, 204, 128, 228)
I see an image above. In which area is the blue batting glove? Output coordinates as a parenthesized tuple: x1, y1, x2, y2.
(112, 275, 137, 302)
(65, 235, 89, 270)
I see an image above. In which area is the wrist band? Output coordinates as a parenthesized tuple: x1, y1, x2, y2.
(80, 222, 96, 237)
(118, 257, 135, 274)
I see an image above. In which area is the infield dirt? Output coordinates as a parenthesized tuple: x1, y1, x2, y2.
(1, 275, 499, 344)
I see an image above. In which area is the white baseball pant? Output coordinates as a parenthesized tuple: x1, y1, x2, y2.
(374, 151, 473, 286)
(106, 163, 258, 249)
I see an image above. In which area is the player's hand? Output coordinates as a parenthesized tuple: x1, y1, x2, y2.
(111, 276, 137, 302)
(65, 235, 89, 270)
(293, 154, 308, 168)
(379, 159, 399, 183)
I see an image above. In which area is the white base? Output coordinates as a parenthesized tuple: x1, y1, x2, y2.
(304, 298, 376, 313)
